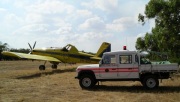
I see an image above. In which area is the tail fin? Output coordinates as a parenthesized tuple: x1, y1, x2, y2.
(95, 42, 111, 57)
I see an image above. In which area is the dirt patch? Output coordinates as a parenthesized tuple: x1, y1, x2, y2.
(0, 61, 180, 102)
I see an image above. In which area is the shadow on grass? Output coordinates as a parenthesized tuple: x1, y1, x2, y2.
(90, 85, 180, 93)
(16, 68, 76, 79)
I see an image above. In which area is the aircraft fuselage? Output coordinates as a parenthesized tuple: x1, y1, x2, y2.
(32, 48, 99, 64)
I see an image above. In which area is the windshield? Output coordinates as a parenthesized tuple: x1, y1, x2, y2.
(100, 54, 116, 65)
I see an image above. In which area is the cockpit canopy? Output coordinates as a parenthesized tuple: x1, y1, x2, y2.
(62, 44, 78, 53)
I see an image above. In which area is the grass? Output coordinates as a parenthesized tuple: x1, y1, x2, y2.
(0, 61, 180, 102)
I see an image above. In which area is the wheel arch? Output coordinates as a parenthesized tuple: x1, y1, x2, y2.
(140, 72, 170, 80)
(78, 70, 96, 80)
(140, 73, 158, 81)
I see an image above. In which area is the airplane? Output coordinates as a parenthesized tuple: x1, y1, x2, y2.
(1, 42, 111, 70)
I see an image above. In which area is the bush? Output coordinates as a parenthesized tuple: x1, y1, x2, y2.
(169, 57, 180, 65)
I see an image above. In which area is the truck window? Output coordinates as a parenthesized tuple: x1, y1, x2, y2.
(119, 55, 132, 64)
(103, 55, 116, 64)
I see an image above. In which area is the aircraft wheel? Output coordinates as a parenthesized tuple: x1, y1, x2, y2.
(39, 65, 45, 70)
(51, 64, 57, 69)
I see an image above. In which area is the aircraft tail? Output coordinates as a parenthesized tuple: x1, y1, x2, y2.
(95, 42, 111, 57)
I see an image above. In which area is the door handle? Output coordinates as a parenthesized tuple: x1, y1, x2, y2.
(112, 69, 116, 70)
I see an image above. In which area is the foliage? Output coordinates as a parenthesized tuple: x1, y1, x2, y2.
(0, 41, 9, 51)
(0, 41, 9, 60)
(136, 37, 146, 51)
(137, 0, 180, 63)
(10, 48, 30, 53)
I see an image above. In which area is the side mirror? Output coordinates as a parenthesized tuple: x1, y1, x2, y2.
(99, 60, 103, 67)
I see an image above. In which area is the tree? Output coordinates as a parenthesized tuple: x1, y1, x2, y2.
(0, 42, 8, 50)
(10, 48, 30, 53)
(0, 41, 9, 60)
(137, 0, 180, 63)
(135, 37, 146, 51)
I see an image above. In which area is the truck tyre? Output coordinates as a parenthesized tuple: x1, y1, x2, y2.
(79, 75, 95, 89)
(143, 75, 159, 89)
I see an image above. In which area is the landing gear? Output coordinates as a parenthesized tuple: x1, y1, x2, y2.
(39, 65, 45, 70)
(39, 61, 46, 71)
(38, 61, 59, 70)
(50, 62, 59, 70)
(51, 64, 57, 69)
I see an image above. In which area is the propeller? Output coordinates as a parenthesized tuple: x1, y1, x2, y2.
(28, 43, 33, 51)
(33, 41, 36, 49)
(28, 41, 36, 54)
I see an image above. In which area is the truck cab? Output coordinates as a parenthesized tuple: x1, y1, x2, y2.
(75, 51, 178, 89)
(99, 51, 139, 79)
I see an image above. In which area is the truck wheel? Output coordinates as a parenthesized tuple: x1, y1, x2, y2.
(143, 76, 159, 89)
(79, 75, 95, 89)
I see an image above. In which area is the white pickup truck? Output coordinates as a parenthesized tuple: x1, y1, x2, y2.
(75, 51, 179, 89)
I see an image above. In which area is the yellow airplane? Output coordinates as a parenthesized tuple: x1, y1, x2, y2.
(2, 42, 111, 70)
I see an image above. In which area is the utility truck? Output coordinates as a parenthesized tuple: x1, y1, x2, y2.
(75, 51, 179, 89)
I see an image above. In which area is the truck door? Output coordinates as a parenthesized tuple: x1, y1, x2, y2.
(117, 54, 139, 79)
(99, 54, 118, 79)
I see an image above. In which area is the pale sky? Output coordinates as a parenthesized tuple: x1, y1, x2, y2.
(0, 0, 154, 53)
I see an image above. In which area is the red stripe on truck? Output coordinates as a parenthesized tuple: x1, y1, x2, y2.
(78, 67, 139, 73)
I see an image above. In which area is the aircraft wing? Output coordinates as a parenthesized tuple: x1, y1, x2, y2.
(90, 56, 101, 60)
(1, 51, 61, 62)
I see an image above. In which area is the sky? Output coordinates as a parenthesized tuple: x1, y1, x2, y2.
(0, 0, 154, 53)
